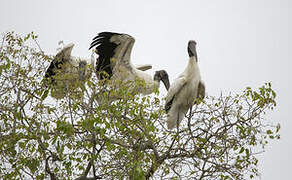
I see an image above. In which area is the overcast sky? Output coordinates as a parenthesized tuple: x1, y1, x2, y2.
(1, 0, 291, 179)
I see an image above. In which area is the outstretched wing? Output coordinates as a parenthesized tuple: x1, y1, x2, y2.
(164, 76, 187, 113)
(45, 43, 74, 82)
(89, 32, 121, 80)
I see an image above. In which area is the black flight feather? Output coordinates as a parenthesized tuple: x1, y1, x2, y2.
(89, 32, 122, 79)
(44, 56, 65, 84)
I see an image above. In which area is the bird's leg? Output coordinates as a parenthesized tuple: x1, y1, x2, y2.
(176, 111, 179, 133)
(188, 106, 193, 126)
(187, 106, 196, 145)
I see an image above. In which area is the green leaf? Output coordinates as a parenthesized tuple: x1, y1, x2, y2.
(239, 147, 245, 154)
(266, 130, 273, 134)
(276, 124, 281, 133)
(41, 89, 49, 100)
(132, 166, 146, 180)
(245, 148, 250, 158)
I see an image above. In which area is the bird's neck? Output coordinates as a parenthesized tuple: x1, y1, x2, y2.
(186, 57, 200, 77)
(189, 56, 197, 64)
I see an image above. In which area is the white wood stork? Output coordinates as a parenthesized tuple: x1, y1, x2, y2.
(44, 43, 93, 98)
(89, 32, 170, 96)
(165, 40, 205, 129)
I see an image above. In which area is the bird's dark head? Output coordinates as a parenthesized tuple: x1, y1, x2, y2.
(154, 70, 170, 90)
(188, 40, 198, 61)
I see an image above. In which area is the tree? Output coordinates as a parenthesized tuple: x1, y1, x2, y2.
(0, 32, 280, 180)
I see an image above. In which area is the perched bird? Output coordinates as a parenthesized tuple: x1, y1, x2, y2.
(165, 40, 205, 129)
(89, 32, 170, 96)
(44, 43, 93, 99)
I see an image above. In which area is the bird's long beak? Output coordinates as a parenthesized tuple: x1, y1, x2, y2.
(162, 75, 170, 91)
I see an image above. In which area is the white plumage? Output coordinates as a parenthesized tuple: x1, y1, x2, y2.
(165, 40, 205, 129)
(44, 43, 93, 98)
(89, 32, 170, 97)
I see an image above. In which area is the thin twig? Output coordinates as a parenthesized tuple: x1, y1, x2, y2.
(0, 33, 5, 53)
(33, 38, 43, 53)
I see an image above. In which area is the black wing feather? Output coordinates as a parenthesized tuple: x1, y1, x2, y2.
(44, 57, 64, 84)
(89, 32, 122, 79)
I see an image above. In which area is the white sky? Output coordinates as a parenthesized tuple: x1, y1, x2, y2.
(1, 0, 291, 179)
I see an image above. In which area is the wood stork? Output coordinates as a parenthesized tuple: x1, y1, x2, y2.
(165, 40, 205, 129)
(89, 32, 170, 96)
(44, 43, 93, 99)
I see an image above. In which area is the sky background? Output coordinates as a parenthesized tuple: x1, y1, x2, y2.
(1, 0, 291, 179)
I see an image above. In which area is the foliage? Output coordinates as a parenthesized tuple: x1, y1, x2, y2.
(0, 32, 280, 180)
